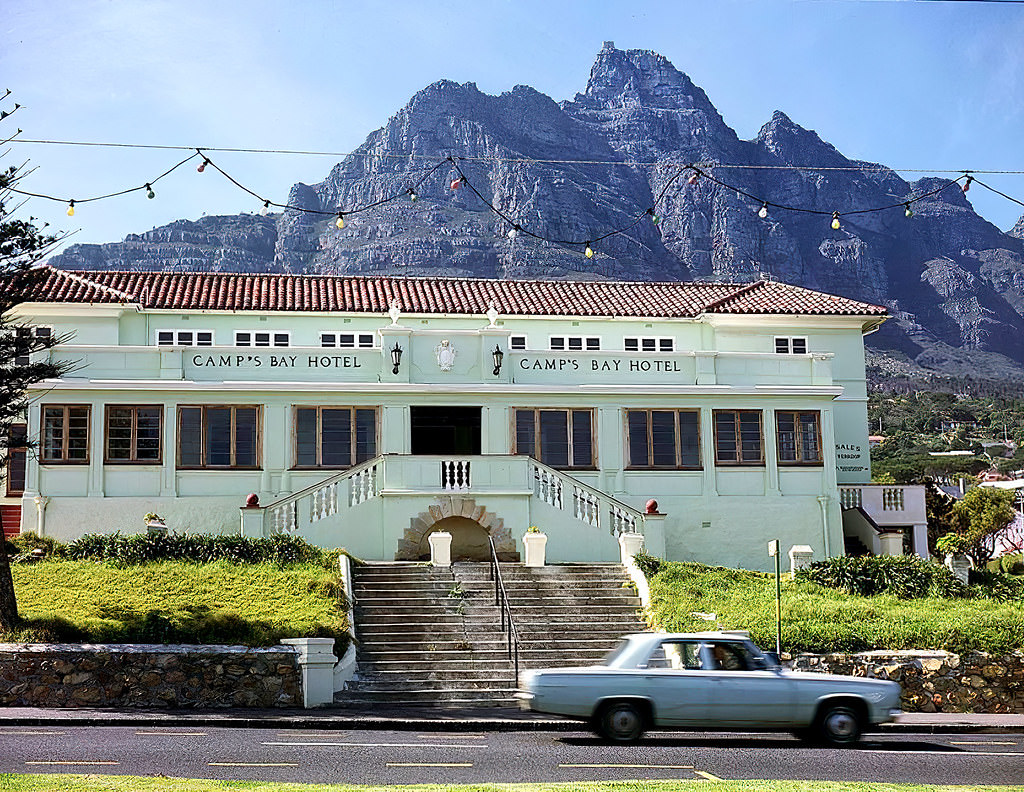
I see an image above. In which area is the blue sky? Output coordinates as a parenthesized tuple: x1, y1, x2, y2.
(3, 0, 1023, 248)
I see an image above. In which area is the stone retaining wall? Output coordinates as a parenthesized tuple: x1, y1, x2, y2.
(0, 643, 301, 708)
(792, 650, 1024, 714)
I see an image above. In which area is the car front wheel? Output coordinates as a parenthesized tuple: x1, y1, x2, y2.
(598, 701, 646, 743)
(816, 704, 863, 746)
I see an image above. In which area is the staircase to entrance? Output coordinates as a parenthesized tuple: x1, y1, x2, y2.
(339, 561, 647, 707)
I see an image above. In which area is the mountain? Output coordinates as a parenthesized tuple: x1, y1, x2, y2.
(49, 42, 1024, 382)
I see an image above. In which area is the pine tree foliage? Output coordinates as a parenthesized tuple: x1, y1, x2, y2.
(0, 100, 73, 630)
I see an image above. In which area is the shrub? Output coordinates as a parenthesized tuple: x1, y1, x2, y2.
(995, 552, 1024, 576)
(631, 551, 664, 578)
(968, 567, 1024, 602)
(60, 532, 331, 567)
(795, 555, 970, 599)
(4, 531, 62, 559)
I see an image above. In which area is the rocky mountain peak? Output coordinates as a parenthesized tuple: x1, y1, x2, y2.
(1010, 214, 1024, 240)
(754, 110, 848, 168)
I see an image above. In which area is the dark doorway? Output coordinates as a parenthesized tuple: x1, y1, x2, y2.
(411, 406, 481, 455)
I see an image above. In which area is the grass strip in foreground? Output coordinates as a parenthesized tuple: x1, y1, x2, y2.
(0, 775, 1013, 792)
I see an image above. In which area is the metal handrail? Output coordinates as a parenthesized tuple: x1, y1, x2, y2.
(487, 535, 520, 685)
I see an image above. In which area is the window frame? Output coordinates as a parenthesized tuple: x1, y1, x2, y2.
(548, 336, 601, 352)
(509, 335, 527, 350)
(104, 405, 164, 465)
(624, 409, 702, 470)
(5, 423, 27, 496)
(15, 326, 52, 365)
(40, 404, 91, 465)
(320, 332, 375, 349)
(234, 330, 290, 348)
(774, 335, 808, 355)
(512, 407, 597, 470)
(175, 405, 262, 470)
(624, 336, 675, 353)
(291, 406, 379, 469)
(775, 410, 824, 466)
(155, 329, 214, 347)
(713, 409, 765, 466)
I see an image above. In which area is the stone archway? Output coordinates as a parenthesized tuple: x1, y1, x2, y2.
(396, 495, 519, 561)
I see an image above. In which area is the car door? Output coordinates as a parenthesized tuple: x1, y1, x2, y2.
(639, 639, 712, 726)
(701, 641, 796, 726)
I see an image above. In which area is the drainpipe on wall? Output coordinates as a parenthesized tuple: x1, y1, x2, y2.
(817, 495, 831, 558)
(33, 496, 49, 536)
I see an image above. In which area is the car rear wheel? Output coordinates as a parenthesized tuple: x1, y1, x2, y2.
(815, 704, 863, 746)
(598, 701, 646, 743)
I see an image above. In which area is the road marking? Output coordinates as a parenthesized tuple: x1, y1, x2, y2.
(262, 740, 484, 749)
(949, 740, 1017, 745)
(560, 763, 695, 769)
(135, 731, 208, 736)
(209, 762, 299, 767)
(416, 733, 487, 739)
(2, 731, 65, 735)
(25, 761, 119, 766)
(860, 749, 1024, 756)
(387, 762, 473, 768)
(695, 771, 723, 781)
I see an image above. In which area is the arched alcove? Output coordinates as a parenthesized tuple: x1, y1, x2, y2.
(396, 495, 519, 561)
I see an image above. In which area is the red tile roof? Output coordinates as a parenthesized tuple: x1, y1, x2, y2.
(26, 268, 887, 319)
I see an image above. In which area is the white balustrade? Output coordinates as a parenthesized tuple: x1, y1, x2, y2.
(532, 464, 563, 509)
(573, 485, 600, 527)
(609, 505, 638, 536)
(882, 487, 905, 511)
(260, 457, 383, 535)
(350, 463, 379, 506)
(270, 501, 298, 535)
(531, 459, 644, 538)
(839, 487, 863, 509)
(440, 459, 471, 491)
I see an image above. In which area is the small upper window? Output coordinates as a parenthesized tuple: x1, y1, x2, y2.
(550, 336, 600, 351)
(509, 336, 527, 350)
(236, 331, 289, 347)
(14, 326, 52, 365)
(156, 330, 213, 347)
(322, 332, 374, 348)
(775, 336, 808, 355)
(625, 336, 674, 353)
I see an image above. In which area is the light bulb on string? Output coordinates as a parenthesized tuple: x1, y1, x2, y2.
(197, 159, 209, 173)
(407, 188, 418, 202)
(584, 242, 594, 259)
(962, 175, 974, 193)
(335, 212, 345, 229)
(687, 171, 699, 186)
(260, 201, 270, 217)
(450, 176, 464, 190)
(646, 208, 661, 225)
(507, 225, 520, 240)
(145, 184, 155, 200)
(758, 203, 769, 219)
(904, 203, 913, 218)
(831, 211, 841, 231)
(66, 200, 75, 217)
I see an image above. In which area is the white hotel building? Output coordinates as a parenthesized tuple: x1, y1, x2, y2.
(2, 268, 927, 570)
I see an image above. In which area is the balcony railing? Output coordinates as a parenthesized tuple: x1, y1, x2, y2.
(839, 484, 926, 526)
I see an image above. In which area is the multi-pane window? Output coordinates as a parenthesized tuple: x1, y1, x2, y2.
(177, 406, 260, 469)
(514, 408, 594, 469)
(774, 336, 808, 355)
(105, 406, 162, 463)
(509, 336, 527, 350)
(624, 337, 674, 353)
(776, 411, 823, 465)
(549, 336, 600, 352)
(626, 410, 701, 469)
(15, 326, 52, 365)
(5, 424, 27, 495)
(713, 410, 764, 465)
(156, 330, 213, 346)
(235, 331, 289, 347)
(320, 332, 374, 348)
(41, 405, 90, 464)
(294, 407, 377, 468)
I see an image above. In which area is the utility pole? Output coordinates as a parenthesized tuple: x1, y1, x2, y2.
(767, 539, 782, 657)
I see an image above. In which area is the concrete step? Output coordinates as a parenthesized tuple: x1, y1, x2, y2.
(336, 692, 518, 707)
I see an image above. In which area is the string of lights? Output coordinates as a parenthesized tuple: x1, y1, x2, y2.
(4, 139, 1023, 257)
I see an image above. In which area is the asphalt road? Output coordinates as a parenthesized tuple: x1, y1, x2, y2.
(1, 726, 1022, 786)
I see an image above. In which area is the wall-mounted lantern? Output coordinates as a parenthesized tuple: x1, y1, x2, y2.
(390, 342, 403, 375)
(492, 344, 504, 377)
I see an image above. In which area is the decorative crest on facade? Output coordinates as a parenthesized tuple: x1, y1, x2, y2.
(434, 339, 457, 371)
(388, 299, 401, 326)
(486, 301, 499, 328)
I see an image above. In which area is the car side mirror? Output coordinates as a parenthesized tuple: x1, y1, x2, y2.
(761, 652, 782, 669)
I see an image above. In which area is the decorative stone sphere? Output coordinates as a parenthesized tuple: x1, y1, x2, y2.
(645, 499, 659, 514)
(245, 493, 260, 507)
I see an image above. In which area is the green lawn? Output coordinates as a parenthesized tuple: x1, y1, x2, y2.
(5, 560, 347, 649)
(645, 562, 1024, 654)
(0, 777, 1011, 792)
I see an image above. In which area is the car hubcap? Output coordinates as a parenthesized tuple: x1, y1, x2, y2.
(611, 709, 639, 737)
(826, 711, 855, 738)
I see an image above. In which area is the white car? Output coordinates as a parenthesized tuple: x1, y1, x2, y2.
(518, 632, 902, 745)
